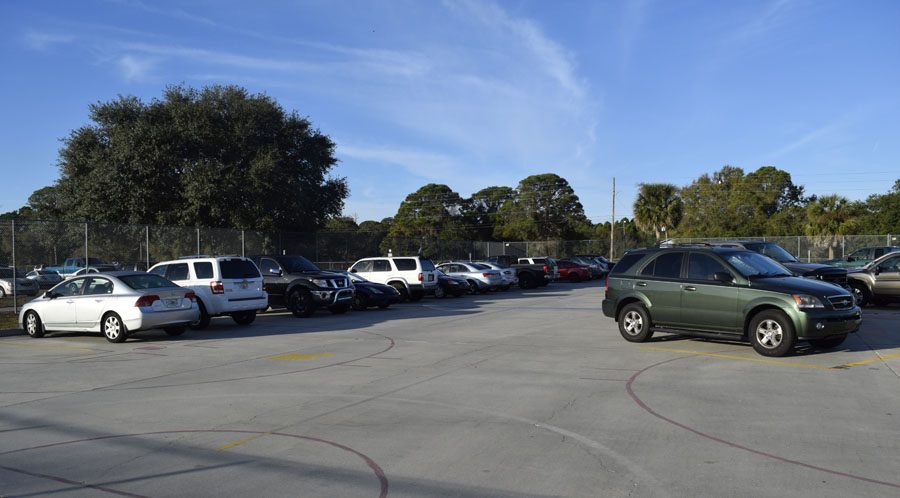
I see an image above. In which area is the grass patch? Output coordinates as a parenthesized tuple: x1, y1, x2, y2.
(0, 312, 19, 330)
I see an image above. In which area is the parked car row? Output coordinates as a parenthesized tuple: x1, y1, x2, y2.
(17, 252, 598, 343)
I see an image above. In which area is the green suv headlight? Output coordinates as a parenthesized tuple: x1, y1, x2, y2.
(792, 294, 824, 309)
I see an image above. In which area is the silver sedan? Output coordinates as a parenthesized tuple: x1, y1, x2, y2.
(19, 271, 199, 343)
(436, 262, 504, 293)
(476, 261, 518, 290)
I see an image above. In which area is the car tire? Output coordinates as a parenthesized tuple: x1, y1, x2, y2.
(231, 310, 256, 325)
(189, 300, 211, 330)
(749, 310, 796, 357)
(288, 289, 317, 317)
(0, 287, 6, 299)
(617, 303, 654, 343)
(408, 291, 424, 302)
(849, 282, 871, 307)
(518, 273, 535, 289)
(103, 312, 128, 343)
(24, 310, 44, 338)
(434, 286, 446, 299)
(329, 304, 350, 314)
(569, 273, 581, 283)
(377, 303, 391, 309)
(808, 334, 847, 349)
(466, 280, 478, 294)
(390, 283, 409, 302)
(164, 326, 186, 337)
(352, 293, 368, 310)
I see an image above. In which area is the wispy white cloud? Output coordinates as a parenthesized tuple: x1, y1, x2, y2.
(23, 31, 75, 50)
(338, 144, 460, 182)
(105, 0, 218, 27)
(117, 54, 161, 82)
(728, 0, 795, 44)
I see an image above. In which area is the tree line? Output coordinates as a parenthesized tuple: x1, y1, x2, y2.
(3, 84, 896, 253)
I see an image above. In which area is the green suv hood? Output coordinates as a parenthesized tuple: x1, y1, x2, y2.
(750, 275, 849, 296)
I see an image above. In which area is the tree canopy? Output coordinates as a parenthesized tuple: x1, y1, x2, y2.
(32, 85, 347, 231)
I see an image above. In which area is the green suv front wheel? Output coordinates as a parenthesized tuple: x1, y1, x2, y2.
(618, 303, 654, 343)
(749, 310, 796, 357)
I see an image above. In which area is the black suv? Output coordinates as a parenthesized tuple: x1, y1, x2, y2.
(711, 241, 848, 288)
(250, 255, 354, 317)
(601, 245, 861, 357)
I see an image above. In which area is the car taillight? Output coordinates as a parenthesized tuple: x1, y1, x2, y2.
(135, 295, 160, 307)
(418, 273, 423, 282)
(210, 281, 224, 294)
(185, 291, 197, 302)
(543, 265, 548, 273)
(604, 276, 609, 298)
(482, 273, 492, 277)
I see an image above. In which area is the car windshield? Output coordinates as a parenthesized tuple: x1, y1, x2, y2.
(347, 272, 369, 283)
(119, 274, 180, 290)
(421, 259, 435, 271)
(276, 256, 320, 272)
(724, 252, 793, 278)
(744, 243, 799, 263)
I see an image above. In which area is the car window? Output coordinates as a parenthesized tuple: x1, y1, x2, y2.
(688, 253, 729, 281)
(394, 258, 416, 271)
(352, 260, 374, 273)
(83, 277, 114, 295)
(880, 256, 900, 272)
(259, 258, 280, 275)
(610, 253, 645, 275)
(166, 263, 190, 281)
(191, 262, 213, 279)
(642, 252, 683, 279)
(373, 259, 391, 272)
(55, 278, 86, 297)
(420, 259, 435, 271)
(149, 265, 167, 277)
(219, 259, 261, 279)
(873, 248, 885, 258)
(532, 258, 547, 264)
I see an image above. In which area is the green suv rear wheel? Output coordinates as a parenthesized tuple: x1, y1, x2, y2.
(749, 310, 796, 357)
(618, 303, 654, 342)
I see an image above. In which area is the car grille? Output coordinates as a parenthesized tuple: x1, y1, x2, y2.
(815, 273, 847, 286)
(828, 295, 854, 310)
(325, 278, 349, 288)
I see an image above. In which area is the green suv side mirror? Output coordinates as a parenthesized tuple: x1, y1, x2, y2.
(713, 272, 734, 283)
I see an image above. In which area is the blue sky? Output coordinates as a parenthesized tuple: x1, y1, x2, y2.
(2, 0, 899, 226)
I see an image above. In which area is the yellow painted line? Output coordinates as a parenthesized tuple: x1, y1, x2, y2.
(267, 352, 335, 361)
(642, 346, 835, 371)
(834, 353, 900, 369)
(0, 342, 95, 352)
(216, 432, 270, 452)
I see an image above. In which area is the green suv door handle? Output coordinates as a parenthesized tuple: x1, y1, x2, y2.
(684, 286, 697, 291)
(636, 282, 647, 287)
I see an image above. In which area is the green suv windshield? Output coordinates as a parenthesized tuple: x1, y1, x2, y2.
(743, 242, 799, 263)
(724, 252, 792, 278)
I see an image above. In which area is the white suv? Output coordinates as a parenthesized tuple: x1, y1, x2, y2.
(149, 256, 268, 329)
(348, 256, 438, 301)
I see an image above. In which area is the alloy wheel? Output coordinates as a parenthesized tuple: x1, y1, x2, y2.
(755, 319, 783, 349)
(623, 310, 643, 336)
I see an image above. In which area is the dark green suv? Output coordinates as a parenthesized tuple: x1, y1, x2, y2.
(601, 245, 861, 357)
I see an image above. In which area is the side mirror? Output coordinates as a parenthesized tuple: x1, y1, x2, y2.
(269, 268, 282, 276)
(44, 291, 57, 299)
(350, 268, 358, 273)
(713, 272, 734, 283)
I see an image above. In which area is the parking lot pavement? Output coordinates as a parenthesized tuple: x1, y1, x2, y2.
(1, 283, 898, 497)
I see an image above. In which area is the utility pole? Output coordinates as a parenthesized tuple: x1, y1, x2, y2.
(610, 177, 616, 260)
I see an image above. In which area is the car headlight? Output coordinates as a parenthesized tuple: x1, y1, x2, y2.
(311, 279, 329, 288)
(792, 294, 824, 309)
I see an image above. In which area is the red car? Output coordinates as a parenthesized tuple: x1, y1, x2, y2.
(556, 260, 591, 282)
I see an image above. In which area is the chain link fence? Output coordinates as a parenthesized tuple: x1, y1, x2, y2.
(2, 218, 896, 314)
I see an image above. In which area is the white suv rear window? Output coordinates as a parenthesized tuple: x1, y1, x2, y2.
(219, 259, 260, 279)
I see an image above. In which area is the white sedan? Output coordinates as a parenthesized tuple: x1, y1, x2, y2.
(19, 271, 199, 343)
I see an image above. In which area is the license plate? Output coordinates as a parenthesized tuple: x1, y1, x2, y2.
(164, 299, 178, 308)
(239, 282, 248, 289)
(428, 275, 434, 281)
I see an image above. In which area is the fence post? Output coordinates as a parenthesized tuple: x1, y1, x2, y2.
(85, 222, 89, 267)
(196, 228, 200, 255)
(145, 226, 150, 270)
(797, 236, 800, 258)
(241, 230, 245, 257)
(11, 219, 16, 314)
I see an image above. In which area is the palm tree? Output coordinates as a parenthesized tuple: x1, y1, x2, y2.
(633, 183, 683, 240)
